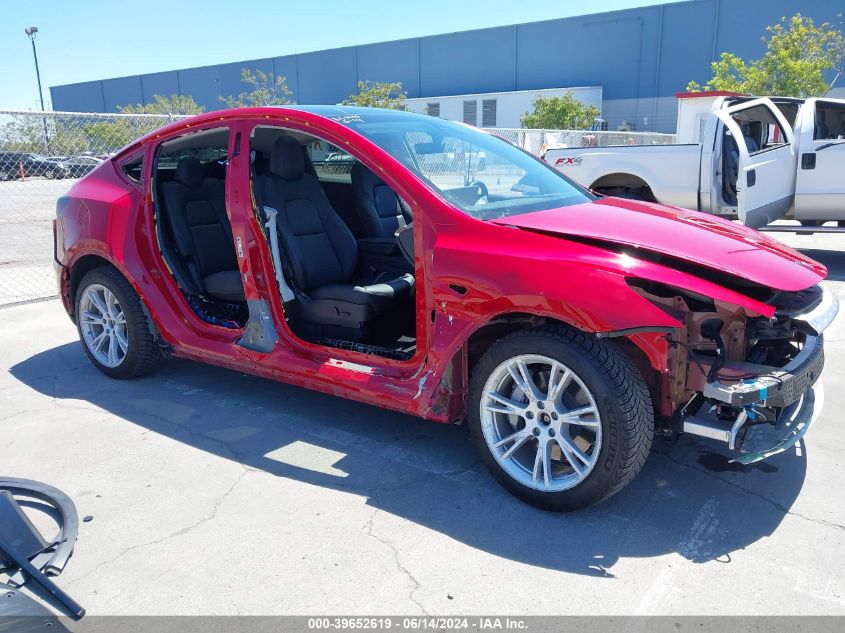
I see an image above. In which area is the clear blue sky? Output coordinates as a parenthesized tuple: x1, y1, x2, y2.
(1, 0, 686, 111)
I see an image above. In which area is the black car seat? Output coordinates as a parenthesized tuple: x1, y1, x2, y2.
(724, 125, 760, 205)
(350, 162, 407, 239)
(256, 136, 413, 340)
(815, 110, 830, 140)
(159, 156, 244, 302)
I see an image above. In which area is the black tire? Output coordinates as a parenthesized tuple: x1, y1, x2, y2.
(594, 187, 647, 201)
(75, 266, 161, 379)
(468, 325, 654, 511)
(615, 190, 646, 201)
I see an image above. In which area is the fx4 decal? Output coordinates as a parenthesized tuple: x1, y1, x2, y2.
(555, 156, 584, 166)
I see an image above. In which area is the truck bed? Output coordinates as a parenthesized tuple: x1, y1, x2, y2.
(544, 143, 703, 211)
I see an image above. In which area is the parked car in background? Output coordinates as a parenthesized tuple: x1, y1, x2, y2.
(0, 152, 70, 180)
(47, 155, 104, 178)
(54, 106, 835, 510)
(544, 93, 845, 229)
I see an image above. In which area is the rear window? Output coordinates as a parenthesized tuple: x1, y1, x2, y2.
(307, 142, 355, 181)
(122, 154, 143, 183)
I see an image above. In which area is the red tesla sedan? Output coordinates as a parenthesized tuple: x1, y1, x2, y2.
(53, 106, 836, 510)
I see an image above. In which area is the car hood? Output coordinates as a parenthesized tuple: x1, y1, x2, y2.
(490, 197, 826, 292)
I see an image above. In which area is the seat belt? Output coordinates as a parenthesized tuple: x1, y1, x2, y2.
(262, 206, 297, 303)
(395, 197, 411, 228)
(252, 171, 302, 303)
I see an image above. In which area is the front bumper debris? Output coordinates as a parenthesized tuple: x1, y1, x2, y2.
(703, 284, 838, 409)
(702, 334, 825, 408)
(681, 285, 837, 462)
(732, 382, 823, 464)
(682, 382, 824, 464)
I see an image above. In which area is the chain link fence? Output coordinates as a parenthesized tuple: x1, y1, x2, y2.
(485, 128, 676, 155)
(0, 109, 183, 306)
(0, 109, 675, 307)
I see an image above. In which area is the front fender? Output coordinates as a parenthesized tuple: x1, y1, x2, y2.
(426, 227, 686, 372)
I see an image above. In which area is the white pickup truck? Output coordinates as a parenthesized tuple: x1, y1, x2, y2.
(543, 93, 845, 229)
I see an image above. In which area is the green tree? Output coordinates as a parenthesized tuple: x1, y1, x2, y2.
(0, 115, 79, 154)
(118, 94, 204, 115)
(80, 94, 204, 153)
(687, 14, 845, 97)
(0, 94, 202, 157)
(221, 69, 294, 107)
(342, 81, 407, 109)
(520, 93, 601, 129)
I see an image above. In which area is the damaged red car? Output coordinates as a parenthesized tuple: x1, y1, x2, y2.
(53, 106, 837, 510)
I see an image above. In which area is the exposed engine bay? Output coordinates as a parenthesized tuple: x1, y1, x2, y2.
(629, 279, 836, 463)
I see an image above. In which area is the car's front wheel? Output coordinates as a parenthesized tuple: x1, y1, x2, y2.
(468, 326, 653, 511)
(75, 267, 161, 379)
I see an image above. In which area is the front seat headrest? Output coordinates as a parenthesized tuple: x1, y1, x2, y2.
(270, 136, 305, 181)
(351, 161, 385, 190)
(174, 155, 204, 189)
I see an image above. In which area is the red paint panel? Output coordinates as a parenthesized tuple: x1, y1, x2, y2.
(54, 107, 827, 424)
(493, 197, 825, 292)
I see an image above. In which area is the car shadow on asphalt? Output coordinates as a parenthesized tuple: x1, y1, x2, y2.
(11, 342, 807, 577)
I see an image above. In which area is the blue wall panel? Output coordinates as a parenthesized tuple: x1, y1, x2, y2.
(272, 55, 300, 102)
(102, 76, 143, 111)
(419, 26, 514, 96)
(140, 71, 180, 104)
(176, 65, 223, 111)
(657, 0, 717, 95)
(356, 39, 420, 98)
(296, 47, 357, 104)
(635, 7, 662, 99)
(715, 0, 844, 63)
(50, 81, 105, 112)
(517, 11, 650, 99)
(49, 0, 843, 115)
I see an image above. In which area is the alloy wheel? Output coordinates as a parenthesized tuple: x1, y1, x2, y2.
(79, 284, 128, 368)
(480, 354, 602, 492)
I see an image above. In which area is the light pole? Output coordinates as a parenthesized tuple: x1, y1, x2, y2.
(25, 26, 50, 150)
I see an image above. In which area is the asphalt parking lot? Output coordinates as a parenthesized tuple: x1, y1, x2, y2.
(1, 231, 844, 616)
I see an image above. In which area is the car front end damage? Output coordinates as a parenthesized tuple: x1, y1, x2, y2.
(632, 279, 838, 463)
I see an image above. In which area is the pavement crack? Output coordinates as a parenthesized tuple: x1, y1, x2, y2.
(653, 448, 845, 532)
(118, 406, 248, 463)
(362, 509, 429, 615)
(67, 467, 251, 587)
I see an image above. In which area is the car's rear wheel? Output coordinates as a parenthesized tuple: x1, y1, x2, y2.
(75, 267, 161, 379)
(468, 326, 653, 511)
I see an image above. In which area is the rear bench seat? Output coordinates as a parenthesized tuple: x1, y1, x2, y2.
(159, 156, 244, 302)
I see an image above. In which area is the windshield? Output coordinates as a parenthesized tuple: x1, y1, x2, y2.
(338, 112, 594, 220)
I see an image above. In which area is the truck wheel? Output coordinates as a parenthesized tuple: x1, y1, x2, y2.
(594, 186, 649, 201)
(468, 326, 654, 511)
(75, 267, 161, 379)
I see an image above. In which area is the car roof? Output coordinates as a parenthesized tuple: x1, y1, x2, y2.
(119, 105, 437, 159)
(285, 105, 423, 120)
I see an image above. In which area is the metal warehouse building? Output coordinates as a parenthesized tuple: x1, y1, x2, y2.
(49, 0, 844, 133)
